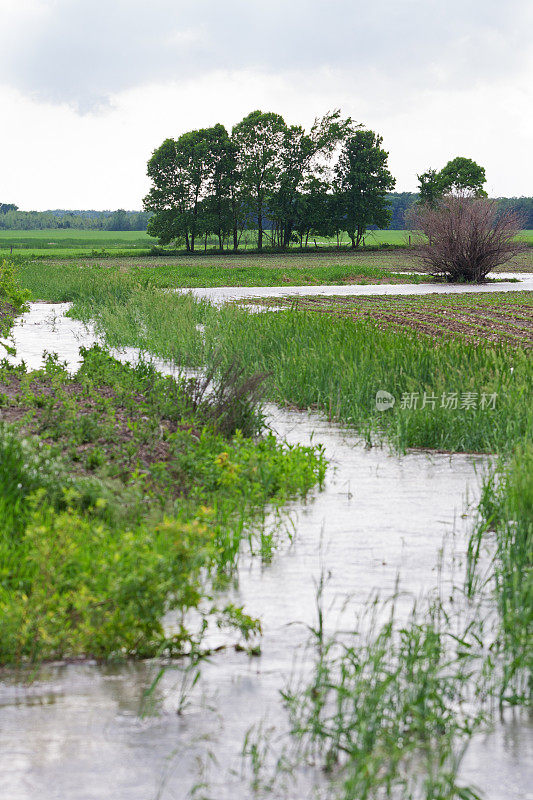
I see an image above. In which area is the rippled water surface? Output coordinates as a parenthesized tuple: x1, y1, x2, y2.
(176, 272, 533, 305)
(1, 304, 531, 799)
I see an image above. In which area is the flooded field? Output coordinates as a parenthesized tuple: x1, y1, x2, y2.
(0, 303, 531, 799)
(176, 272, 533, 305)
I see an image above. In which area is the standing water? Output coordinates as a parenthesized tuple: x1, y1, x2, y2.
(0, 304, 531, 799)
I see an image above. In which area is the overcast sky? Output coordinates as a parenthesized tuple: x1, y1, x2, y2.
(1, 0, 532, 210)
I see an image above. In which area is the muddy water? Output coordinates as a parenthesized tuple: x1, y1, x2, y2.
(0, 305, 531, 799)
(176, 272, 533, 305)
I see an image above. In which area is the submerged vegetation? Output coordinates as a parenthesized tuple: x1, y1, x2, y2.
(469, 442, 533, 703)
(1, 255, 531, 798)
(281, 589, 491, 800)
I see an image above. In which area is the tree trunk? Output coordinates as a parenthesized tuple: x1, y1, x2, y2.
(258, 211, 263, 250)
(283, 220, 294, 248)
(185, 232, 190, 252)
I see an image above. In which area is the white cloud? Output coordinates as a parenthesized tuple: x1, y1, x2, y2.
(0, 0, 531, 207)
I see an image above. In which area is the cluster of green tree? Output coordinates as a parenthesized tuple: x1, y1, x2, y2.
(383, 193, 418, 229)
(144, 111, 396, 251)
(494, 196, 533, 229)
(383, 192, 533, 230)
(0, 207, 152, 231)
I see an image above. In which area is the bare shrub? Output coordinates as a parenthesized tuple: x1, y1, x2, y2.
(408, 196, 526, 282)
(186, 355, 270, 438)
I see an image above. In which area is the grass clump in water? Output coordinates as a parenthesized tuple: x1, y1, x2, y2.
(468, 442, 533, 704)
(244, 579, 490, 800)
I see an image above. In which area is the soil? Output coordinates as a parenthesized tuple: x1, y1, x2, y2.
(0, 373, 200, 487)
(247, 293, 533, 348)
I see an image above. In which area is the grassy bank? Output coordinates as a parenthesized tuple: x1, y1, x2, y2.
(0, 345, 325, 663)
(67, 286, 532, 455)
(13, 256, 429, 299)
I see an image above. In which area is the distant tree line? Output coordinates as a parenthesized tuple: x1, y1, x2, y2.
(0, 207, 152, 231)
(3, 196, 532, 236)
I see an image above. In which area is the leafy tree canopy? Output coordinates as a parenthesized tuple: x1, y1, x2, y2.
(335, 130, 395, 248)
(417, 157, 487, 205)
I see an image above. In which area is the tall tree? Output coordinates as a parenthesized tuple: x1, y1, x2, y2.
(438, 156, 487, 197)
(231, 111, 287, 250)
(205, 125, 239, 250)
(292, 177, 331, 248)
(334, 130, 395, 248)
(144, 137, 192, 248)
(144, 126, 226, 251)
(417, 157, 487, 205)
(271, 111, 356, 247)
(417, 169, 445, 207)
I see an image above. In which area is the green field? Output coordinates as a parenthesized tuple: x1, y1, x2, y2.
(0, 228, 154, 256)
(1, 228, 531, 263)
(1, 228, 531, 262)
(0, 228, 406, 257)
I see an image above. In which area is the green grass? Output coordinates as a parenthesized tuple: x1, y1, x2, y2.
(66, 284, 532, 455)
(14, 259, 430, 298)
(468, 442, 533, 702)
(0, 346, 325, 663)
(2, 228, 531, 258)
(131, 262, 426, 288)
(0, 228, 153, 252)
(0, 259, 30, 344)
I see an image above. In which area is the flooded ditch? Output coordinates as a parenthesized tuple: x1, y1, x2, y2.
(0, 304, 531, 799)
